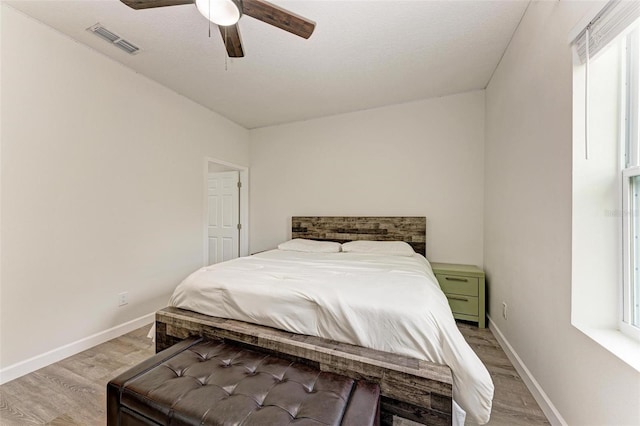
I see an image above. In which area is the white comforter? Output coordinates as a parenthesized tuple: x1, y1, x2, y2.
(169, 250, 494, 424)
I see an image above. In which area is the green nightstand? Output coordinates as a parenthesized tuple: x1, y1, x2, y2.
(430, 262, 486, 328)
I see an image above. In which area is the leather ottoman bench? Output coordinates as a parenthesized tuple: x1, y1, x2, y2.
(107, 337, 380, 426)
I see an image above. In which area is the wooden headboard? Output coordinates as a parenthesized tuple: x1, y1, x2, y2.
(291, 216, 426, 256)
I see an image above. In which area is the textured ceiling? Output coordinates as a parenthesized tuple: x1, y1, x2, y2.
(6, 0, 529, 129)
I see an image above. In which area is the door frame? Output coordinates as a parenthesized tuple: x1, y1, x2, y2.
(203, 157, 249, 266)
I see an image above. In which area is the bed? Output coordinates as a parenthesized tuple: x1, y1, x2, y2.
(155, 216, 494, 425)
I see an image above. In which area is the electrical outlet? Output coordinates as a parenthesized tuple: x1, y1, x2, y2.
(118, 292, 128, 307)
(502, 302, 508, 320)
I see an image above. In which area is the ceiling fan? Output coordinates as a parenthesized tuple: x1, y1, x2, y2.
(120, 0, 316, 58)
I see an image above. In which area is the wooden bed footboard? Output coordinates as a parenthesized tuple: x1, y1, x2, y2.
(156, 307, 453, 426)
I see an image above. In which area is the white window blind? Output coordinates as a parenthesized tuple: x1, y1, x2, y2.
(572, 0, 640, 63)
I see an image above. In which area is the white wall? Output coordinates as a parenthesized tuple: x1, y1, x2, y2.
(484, 1, 640, 425)
(250, 91, 485, 265)
(0, 5, 249, 373)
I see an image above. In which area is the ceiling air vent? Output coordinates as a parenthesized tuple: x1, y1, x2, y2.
(88, 23, 140, 55)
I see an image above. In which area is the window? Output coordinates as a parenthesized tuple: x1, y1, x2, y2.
(622, 27, 640, 340)
(571, 0, 640, 353)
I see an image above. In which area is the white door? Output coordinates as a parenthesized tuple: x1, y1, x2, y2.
(207, 171, 240, 265)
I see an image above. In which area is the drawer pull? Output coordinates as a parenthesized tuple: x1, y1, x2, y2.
(445, 277, 468, 282)
(447, 296, 469, 302)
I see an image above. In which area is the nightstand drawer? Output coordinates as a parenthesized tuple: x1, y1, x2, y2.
(435, 274, 479, 296)
(446, 294, 479, 316)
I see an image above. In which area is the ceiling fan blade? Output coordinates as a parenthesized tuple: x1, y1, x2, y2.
(219, 24, 244, 58)
(242, 0, 315, 39)
(120, 0, 193, 10)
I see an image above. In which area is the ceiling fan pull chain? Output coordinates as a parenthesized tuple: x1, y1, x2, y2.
(224, 26, 228, 71)
(208, 0, 211, 38)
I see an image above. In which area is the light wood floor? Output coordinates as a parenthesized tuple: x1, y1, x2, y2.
(456, 323, 549, 426)
(0, 323, 549, 425)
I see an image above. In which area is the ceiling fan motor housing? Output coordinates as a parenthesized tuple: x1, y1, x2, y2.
(195, 0, 243, 26)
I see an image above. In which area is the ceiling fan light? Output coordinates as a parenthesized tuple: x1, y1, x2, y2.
(195, 0, 241, 26)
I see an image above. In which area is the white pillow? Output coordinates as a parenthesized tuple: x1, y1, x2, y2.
(277, 238, 342, 253)
(341, 240, 415, 256)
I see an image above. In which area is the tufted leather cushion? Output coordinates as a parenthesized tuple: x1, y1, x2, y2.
(107, 338, 380, 426)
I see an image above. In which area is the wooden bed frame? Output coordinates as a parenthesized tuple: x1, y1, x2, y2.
(156, 216, 454, 425)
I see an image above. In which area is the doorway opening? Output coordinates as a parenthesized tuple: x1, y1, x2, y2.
(204, 158, 249, 266)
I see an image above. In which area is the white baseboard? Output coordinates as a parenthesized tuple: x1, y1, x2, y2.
(488, 316, 567, 426)
(0, 313, 155, 385)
